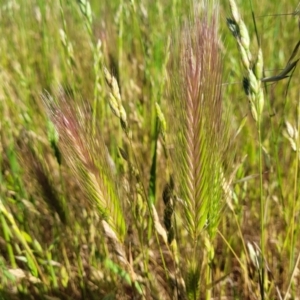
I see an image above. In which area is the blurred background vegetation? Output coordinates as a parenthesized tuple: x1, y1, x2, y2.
(0, 0, 300, 299)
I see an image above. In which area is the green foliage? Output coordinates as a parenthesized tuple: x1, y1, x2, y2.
(0, 0, 300, 299)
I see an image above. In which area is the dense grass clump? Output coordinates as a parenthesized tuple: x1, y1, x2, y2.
(1, 0, 300, 299)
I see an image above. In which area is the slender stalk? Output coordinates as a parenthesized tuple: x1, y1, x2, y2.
(205, 251, 212, 300)
(217, 229, 247, 275)
(257, 119, 265, 299)
(289, 96, 300, 296)
(284, 250, 300, 300)
(118, 0, 123, 87)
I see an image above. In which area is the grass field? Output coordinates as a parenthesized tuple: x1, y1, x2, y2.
(1, 0, 300, 299)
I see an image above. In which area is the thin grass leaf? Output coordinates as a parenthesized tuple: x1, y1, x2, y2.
(262, 40, 300, 82)
(262, 59, 299, 83)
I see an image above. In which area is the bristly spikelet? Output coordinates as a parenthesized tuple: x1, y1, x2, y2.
(171, 1, 227, 242)
(42, 89, 126, 244)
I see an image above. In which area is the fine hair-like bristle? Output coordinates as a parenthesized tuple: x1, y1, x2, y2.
(43, 89, 126, 244)
(171, 1, 226, 243)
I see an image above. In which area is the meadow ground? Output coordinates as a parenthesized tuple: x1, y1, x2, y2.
(0, 0, 300, 299)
